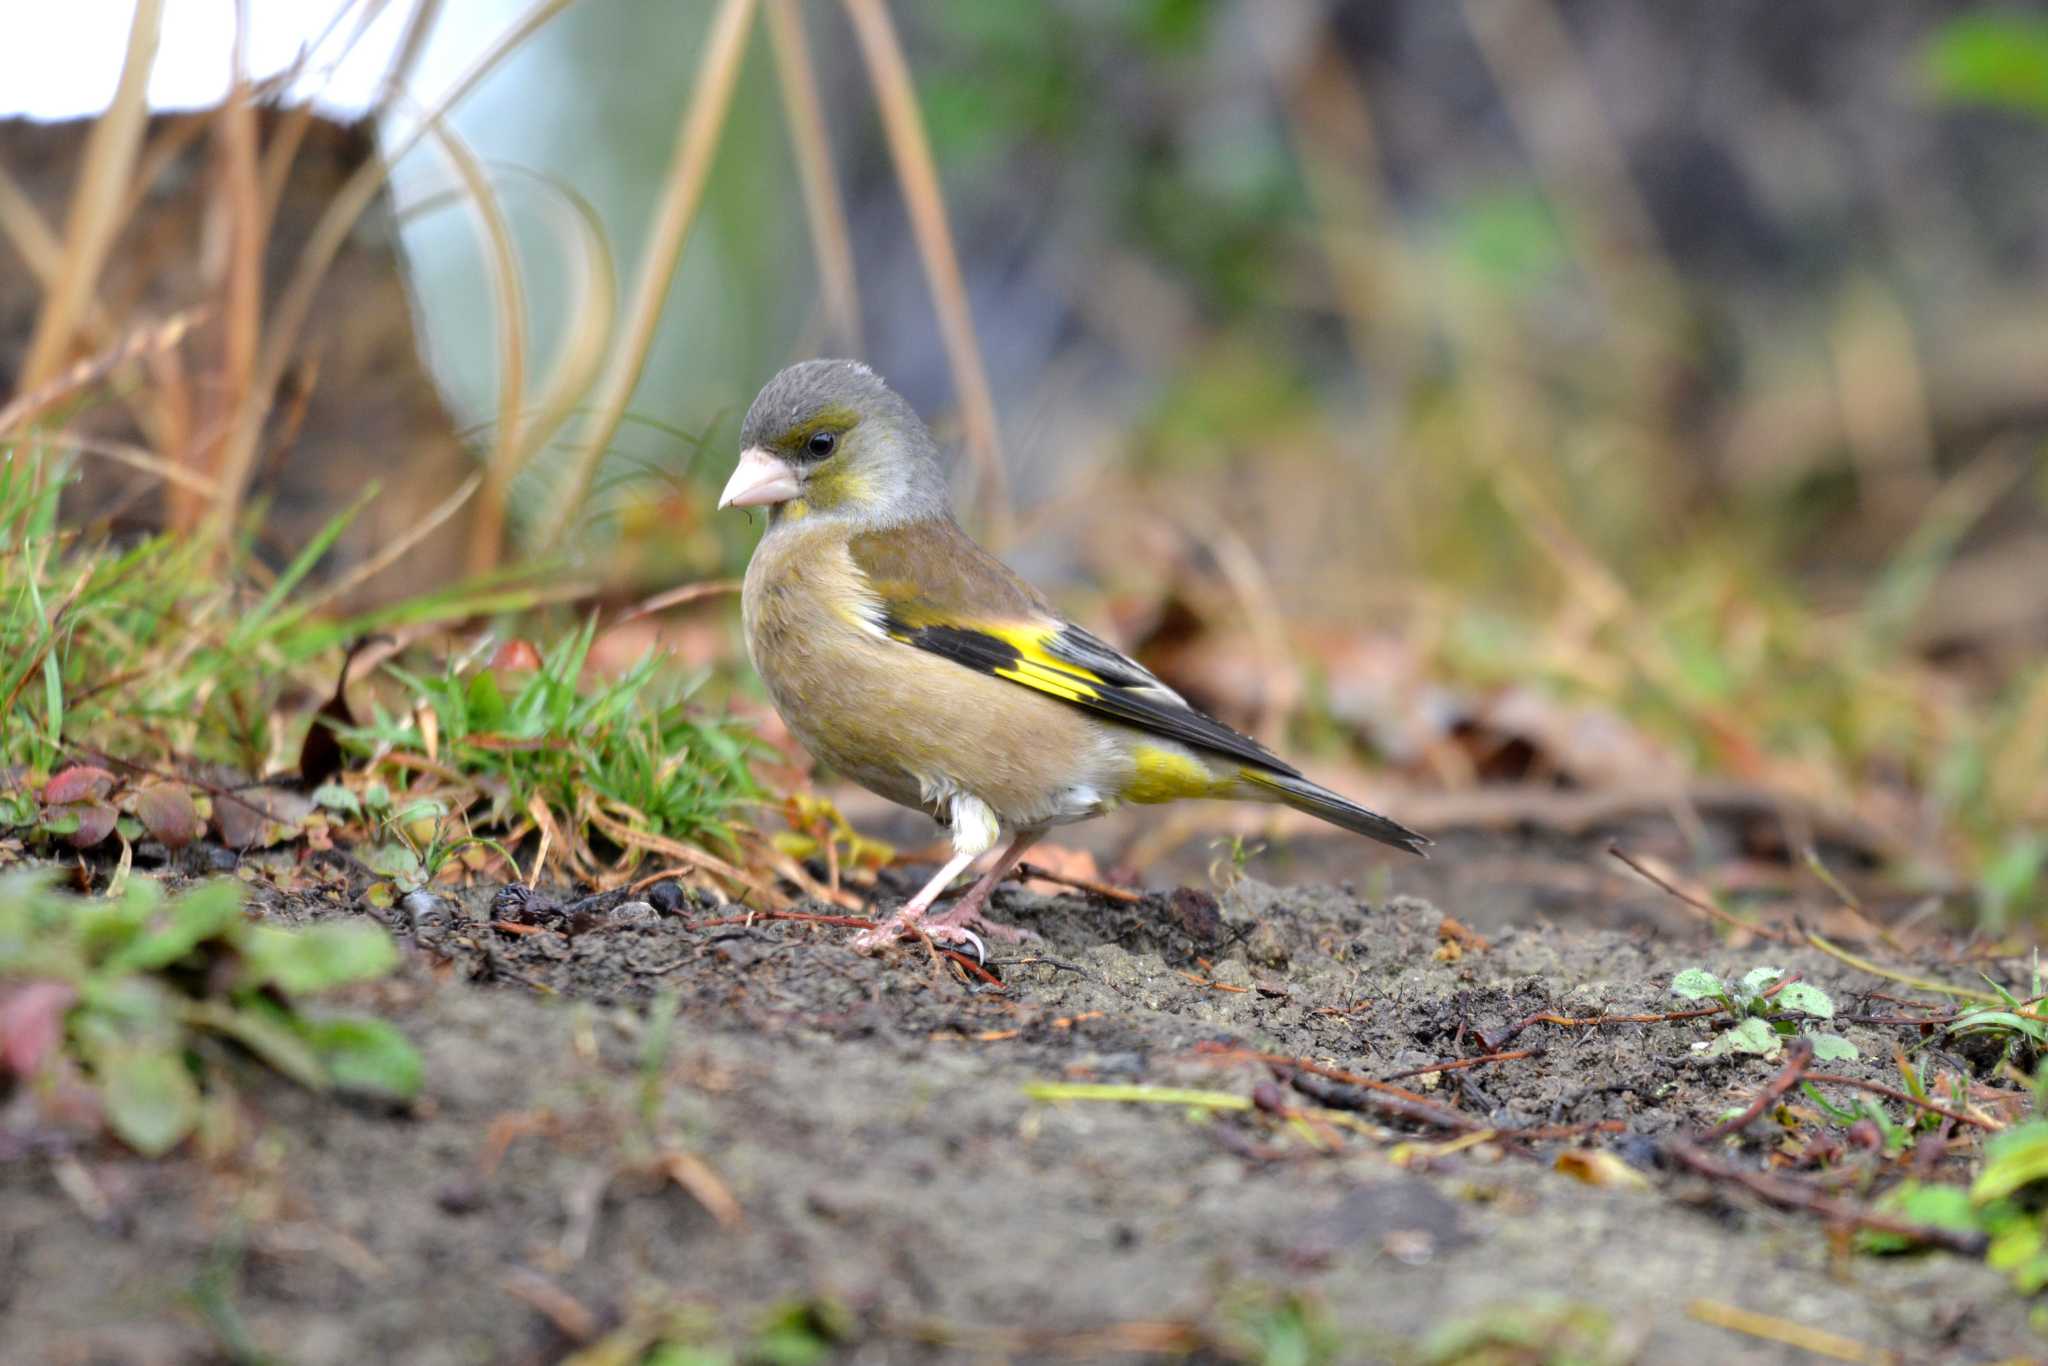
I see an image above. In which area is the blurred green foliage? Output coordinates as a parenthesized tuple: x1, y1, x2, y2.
(1925, 14, 2048, 117)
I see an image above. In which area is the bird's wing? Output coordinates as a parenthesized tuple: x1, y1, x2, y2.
(848, 522, 1302, 778)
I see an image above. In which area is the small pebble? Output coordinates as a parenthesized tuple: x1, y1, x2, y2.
(435, 1180, 485, 1215)
(646, 880, 690, 916)
(492, 883, 565, 924)
(402, 890, 456, 937)
(610, 899, 658, 926)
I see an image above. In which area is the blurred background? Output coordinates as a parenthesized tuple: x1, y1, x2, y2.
(5, 0, 2046, 924)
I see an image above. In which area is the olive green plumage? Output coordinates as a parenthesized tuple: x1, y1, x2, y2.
(720, 360, 1425, 945)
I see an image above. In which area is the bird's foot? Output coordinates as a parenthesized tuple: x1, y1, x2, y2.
(924, 897, 1038, 944)
(849, 909, 990, 961)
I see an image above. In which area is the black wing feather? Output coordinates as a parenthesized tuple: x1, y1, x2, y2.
(886, 617, 1302, 779)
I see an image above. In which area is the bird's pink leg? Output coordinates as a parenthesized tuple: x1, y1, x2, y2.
(923, 829, 1043, 942)
(851, 845, 980, 952)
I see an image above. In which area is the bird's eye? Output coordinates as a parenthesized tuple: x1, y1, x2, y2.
(807, 431, 837, 457)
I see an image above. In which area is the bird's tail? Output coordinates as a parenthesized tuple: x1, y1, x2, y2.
(1239, 769, 1430, 857)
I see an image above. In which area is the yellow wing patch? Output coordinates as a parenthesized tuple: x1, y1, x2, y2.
(1125, 745, 1231, 803)
(888, 619, 1109, 705)
(877, 609, 1299, 776)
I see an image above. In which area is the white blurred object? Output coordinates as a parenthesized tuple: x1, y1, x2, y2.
(0, 0, 507, 121)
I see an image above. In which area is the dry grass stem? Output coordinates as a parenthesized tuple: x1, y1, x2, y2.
(536, 0, 760, 552)
(29, 434, 220, 497)
(841, 0, 1010, 542)
(502, 174, 619, 503)
(0, 161, 66, 286)
(20, 0, 162, 398)
(416, 113, 530, 573)
(297, 473, 484, 618)
(1457, 0, 1681, 340)
(0, 311, 205, 437)
(767, 0, 863, 355)
(375, 0, 450, 119)
(207, 0, 576, 544)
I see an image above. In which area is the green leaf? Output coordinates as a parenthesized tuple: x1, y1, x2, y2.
(390, 798, 447, 826)
(1671, 969, 1724, 1002)
(365, 841, 424, 883)
(105, 882, 244, 972)
(101, 1045, 201, 1157)
(1979, 832, 2048, 929)
(0, 788, 40, 826)
(1444, 190, 1568, 291)
(230, 486, 377, 645)
(1702, 1017, 1781, 1059)
(1925, 15, 2048, 119)
(1738, 966, 1783, 998)
(241, 922, 399, 994)
(1801, 1081, 1864, 1124)
(1861, 1181, 1980, 1254)
(1975, 1122, 2048, 1204)
(298, 1015, 421, 1099)
(42, 651, 62, 746)
(1989, 1219, 2047, 1282)
(1773, 982, 1835, 1019)
(1950, 1009, 2048, 1046)
(1807, 1033, 1859, 1062)
(187, 999, 329, 1090)
(312, 783, 361, 817)
(465, 669, 507, 729)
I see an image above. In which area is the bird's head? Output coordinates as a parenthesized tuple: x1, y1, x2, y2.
(720, 360, 948, 528)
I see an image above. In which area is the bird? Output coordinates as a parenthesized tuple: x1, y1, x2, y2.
(719, 359, 1427, 954)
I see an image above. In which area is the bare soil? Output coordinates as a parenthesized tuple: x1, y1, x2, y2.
(2, 834, 2039, 1364)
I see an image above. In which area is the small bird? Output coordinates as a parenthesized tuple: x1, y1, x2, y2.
(720, 360, 1426, 953)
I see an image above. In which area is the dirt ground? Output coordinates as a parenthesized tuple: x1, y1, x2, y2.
(3, 830, 2041, 1365)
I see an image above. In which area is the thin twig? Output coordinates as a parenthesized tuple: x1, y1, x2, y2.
(1015, 861, 1144, 905)
(607, 578, 742, 627)
(1382, 1047, 1541, 1082)
(0, 311, 204, 437)
(1481, 1005, 1723, 1051)
(295, 473, 482, 616)
(1802, 1073, 1999, 1131)
(1803, 932, 2002, 1006)
(1609, 844, 1791, 942)
(1664, 1140, 1987, 1255)
(693, 907, 876, 930)
(1699, 1037, 1813, 1142)
(1286, 1069, 1487, 1134)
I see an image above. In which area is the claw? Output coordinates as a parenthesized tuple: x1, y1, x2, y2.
(944, 927, 987, 964)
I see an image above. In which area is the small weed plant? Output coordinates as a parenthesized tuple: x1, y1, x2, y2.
(337, 616, 760, 874)
(1671, 965, 1859, 1061)
(0, 872, 420, 1156)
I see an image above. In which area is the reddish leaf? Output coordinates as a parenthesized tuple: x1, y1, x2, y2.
(65, 800, 118, 848)
(491, 638, 543, 671)
(43, 765, 115, 805)
(0, 981, 77, 1077)
(133, 783, 205, 847)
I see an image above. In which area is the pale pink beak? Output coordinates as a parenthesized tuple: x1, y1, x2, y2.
(718, 446, 802, 509)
